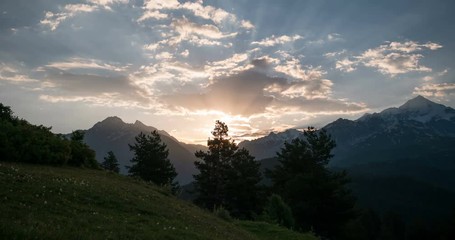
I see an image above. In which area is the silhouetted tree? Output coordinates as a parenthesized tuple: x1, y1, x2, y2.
(0, 103, 71, 165)
(0, 103, 15, 122)
(267, 127, 356, 238)
(101, 151, 120, 173)
(68, 130, 98, 168)
(193, 120, 262, 219)
(128, 131, 178, 191)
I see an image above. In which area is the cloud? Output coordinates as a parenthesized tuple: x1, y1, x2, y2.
(88, 0, 129, 7)
(270, 97, 367, 114)
(324, 49, 347, 58)
(181, 1, 233, 25)
(161, 59, 367, 117)
(40, 70, 150, 107)
(155, 52, 173, 60)
(181, 49, 189, 57)
(172, 17, 237, 40)
(138, 0, 254, 29)
(327, 33, 343, 42)
(146, 17, 237, 48)
(0, 63, 37, 83)
(137, 10, 167, 21)
(240, 20, 254, 30)
(413, 83, 455, 98)
(252, 34, 303, 47)
(274, 56, 325, 81)
(40, 1, 129, 30)
(40, 4, 99, 31)
(161, 70, 280, 116)
(335, 58, 357, 72)
(41, 57, 127, 72)
(421, 69, 449, 82)
(205, 53, 251, 78)
(336, 41, 442, 76)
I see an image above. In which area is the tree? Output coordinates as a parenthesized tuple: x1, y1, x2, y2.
(68, 130, 98, 168)
(128, 131, 178, 190)
(0, 103, 15, 122)
(193, 120, 262, 219)
(267, 127, 356, 238)
(262, 194, 295, 229)
(0, 103, 71, 165)
(101, 151, 120, 173)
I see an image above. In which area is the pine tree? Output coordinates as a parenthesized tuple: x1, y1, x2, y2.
(128, 131, 178, 190)
(193, 120, 262, 219)
(101, 151, 120, 173)
(267, 127, 356, 238)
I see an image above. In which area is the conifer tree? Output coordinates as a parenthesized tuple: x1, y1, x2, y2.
(101, 151, 120, 173)
(267, 127, 355, 238)
(193, 121, 262, 219)
(128, 131, 178, 190)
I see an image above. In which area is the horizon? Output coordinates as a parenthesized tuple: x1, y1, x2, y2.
(1, 0, 455, 144)
(26, 94, 453, 145)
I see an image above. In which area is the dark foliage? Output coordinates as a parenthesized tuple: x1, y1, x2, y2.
(101, 151, 120, 173)
(128, 131, 178, 191)
(262, 194, 295, 229)
(0, 103, 71, 165)
(267, 127, 356, 238)
(68, 130, 98, 168)
(193, 120, 262, 219)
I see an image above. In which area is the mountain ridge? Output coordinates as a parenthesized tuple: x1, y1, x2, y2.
(240, 95, 455, 220)
(239, 95, 455, 160)
(82, 116, 206, 185)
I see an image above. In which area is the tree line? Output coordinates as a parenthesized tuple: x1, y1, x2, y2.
(0, 103, 97, 168)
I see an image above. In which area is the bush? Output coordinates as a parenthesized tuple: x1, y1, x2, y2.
(214, 206, 233, 222)
(262, 194, 294, 229)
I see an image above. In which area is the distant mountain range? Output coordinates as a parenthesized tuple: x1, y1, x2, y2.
(240, 95, 455, 163)
(81, 116, 206, 185)
(79, 96, 455, 220)
(240, 95, 455, 220)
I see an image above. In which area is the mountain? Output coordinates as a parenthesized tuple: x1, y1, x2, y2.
(240, 96, 455, 220)
(83, 116, 203, 185)
(325, 95, 455, 168)
(238, 129, 303, 160)
(241, 95, 455, 162)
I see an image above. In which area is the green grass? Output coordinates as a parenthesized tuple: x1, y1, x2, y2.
(0, 162, 317, 240)
(236, 221, 318, 240)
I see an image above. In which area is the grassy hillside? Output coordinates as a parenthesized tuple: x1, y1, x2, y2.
(0, 162, 317, 240)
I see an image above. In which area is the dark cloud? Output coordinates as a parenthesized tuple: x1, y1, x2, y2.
(161, 66, 366, 116)
(161, 70, 286, 115)
(251, 58, 271, 69)
(44, 71, 149, 103)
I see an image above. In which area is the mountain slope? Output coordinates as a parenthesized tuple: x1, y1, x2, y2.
(240, 96, 455, 220)
(241, 96, 455, 167)
(83, 117, 200, 185)
(0, 162, 317, 240)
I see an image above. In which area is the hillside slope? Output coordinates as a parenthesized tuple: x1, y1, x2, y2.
(0, 162, 316, 240)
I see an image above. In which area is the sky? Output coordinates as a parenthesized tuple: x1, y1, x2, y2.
(1, 0, 455, 144)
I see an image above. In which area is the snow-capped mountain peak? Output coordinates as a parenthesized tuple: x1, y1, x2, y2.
(357, 96, 455, 123)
